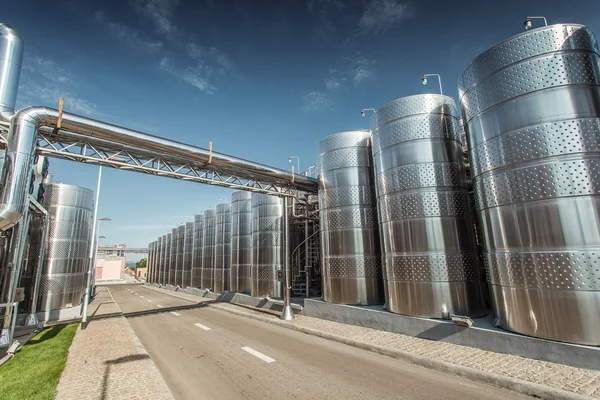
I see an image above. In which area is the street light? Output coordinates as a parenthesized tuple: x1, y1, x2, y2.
(288, 156, 300, 174)
(99, 217, 111, 221)
(82, 166, 109, 329)
(361, 108, 376, 117)
(422, 74, 443, 95)
(524, 16, 548, 30)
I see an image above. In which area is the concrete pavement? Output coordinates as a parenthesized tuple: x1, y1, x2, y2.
(55, 287, 172, 400)
(110, 284, 531, 400)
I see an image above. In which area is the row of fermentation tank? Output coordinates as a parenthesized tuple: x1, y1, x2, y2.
(147, 24, 600, 346)
(147, 192, 287, 298)
(316, 23, 600, 346)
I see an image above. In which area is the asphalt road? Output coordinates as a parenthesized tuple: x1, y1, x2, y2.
(108, 285, 530, 400)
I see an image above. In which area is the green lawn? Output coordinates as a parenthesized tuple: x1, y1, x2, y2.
(0, 323, 78, 400)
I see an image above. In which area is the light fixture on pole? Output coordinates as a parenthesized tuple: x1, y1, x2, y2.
(288, 156, 300, 174)
(524, 16, 548, 30)
(361, 108, 376, 117)
(422, 74, 443, 95)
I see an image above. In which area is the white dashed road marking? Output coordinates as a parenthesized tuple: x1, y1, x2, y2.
(157, 305, 163, 308)
(170, 312, 181, 316)
(241, 347, 275, 363)
(140, 296, 144, 298)
(194, 323, 211, 331)
(147, 300, 152, 303)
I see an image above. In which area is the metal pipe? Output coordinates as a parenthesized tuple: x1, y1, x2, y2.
(0, 107, 318, 230)
(304, 219, 310, 298)
(81, 166, 102, 329)
(280, 197, 294, 321)
(0, 23, 24, 121)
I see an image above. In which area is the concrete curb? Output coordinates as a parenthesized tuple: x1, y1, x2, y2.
(141, 285, 592, 400)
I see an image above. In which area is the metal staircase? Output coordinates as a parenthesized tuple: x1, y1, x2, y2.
(291, 224, 320, 297)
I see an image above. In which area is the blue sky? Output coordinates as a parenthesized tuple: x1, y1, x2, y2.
(4, 0, 599, 260)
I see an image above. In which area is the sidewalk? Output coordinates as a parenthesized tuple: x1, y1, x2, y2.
(146, 285, 600, 399)
(55, 287, 172, 400)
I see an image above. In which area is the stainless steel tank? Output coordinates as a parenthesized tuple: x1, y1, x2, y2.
(147, 241, 154, 283)
(38, 183, 93, 311)
(231, 191, 252, 293)
(174, 225, 185, 286)
(458, 24, 600, 345)
(371, 95, 484, 317)
(214, 203, 232, 293)
(251, 193, 283, 298)
(182, 221, 193, 287)
(201, 209, 216, 290)
(192, 214, 203, 288)
(160, 233, 171, 285)
(165, 228, 177, 285)
(317, 131, 384, 305)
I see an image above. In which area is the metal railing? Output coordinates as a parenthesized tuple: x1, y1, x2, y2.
(0, 302, 19, 347)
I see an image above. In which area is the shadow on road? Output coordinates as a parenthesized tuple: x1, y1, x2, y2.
(86, 300, 219, 326)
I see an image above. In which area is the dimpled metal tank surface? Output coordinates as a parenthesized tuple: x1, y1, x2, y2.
(169, 228, 178, 285)
(458, 24, 600, 345)
(318, 131, 384, 305)
(214, 203, 232, 293)
(175, 225, 185, 286)
(201, 209, 216, 290)
(251, 193, 283, 298)
(371, 95, 484, 318)
(38, 184, 93, 311)
(183, 221, 194, 287)
(191, 214, 203, 288)
(231, 191, 252, 293)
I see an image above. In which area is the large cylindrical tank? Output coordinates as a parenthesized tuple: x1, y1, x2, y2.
(38, 183, 93, 311)
(147, 241, 154, 283)
(458, 24, 600, 345)
(201, 209, 216, 290)
(0, 23, 24, 116)
(371, 95, 484, 318)
(160, 233, 171, 285)
(317, 131, 384, 305)
(169, 228, 177, 285)
(165, 232, 173, 285)
(191, 214, 203, 288)
(182, 221, 193, 287)
(231, 191, 252, 293)
(174, 225, 185, 286)
(251, 193, 283, 297)
(214, 203, 232, 293)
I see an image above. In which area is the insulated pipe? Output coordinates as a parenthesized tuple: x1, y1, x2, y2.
(0, 107, 318, 230)
(0, 23, 24, 121)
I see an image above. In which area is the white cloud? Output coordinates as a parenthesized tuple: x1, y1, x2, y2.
(303, 54, 375, 112)
(133, 0, 180, 37)
(302, 91, 334, 113)
(359, 0, 412, 35)
(18, 56, 101, 117)
(159, 57, 218, 94)
(95, 11, 163, 53)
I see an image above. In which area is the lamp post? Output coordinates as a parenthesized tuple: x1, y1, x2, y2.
(288, 156, 300, 174)
(361, 108, 376, 117)
(524, 16, 548, 30)
(422, 74, 443, 95)
(81, 166, 112, 329)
